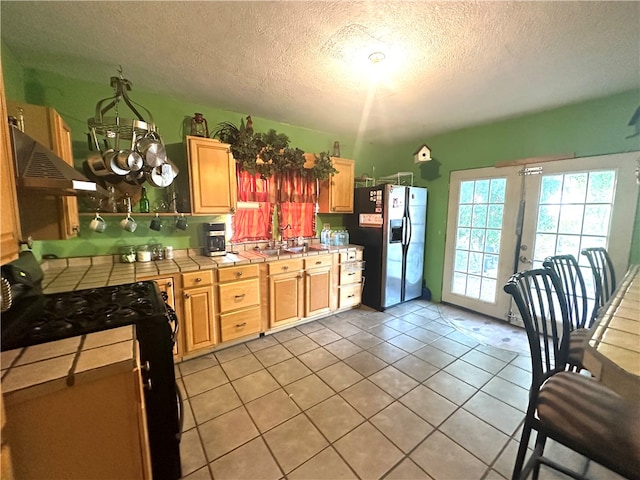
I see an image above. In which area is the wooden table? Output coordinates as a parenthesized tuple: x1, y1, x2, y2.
(582, 264, 640, 402)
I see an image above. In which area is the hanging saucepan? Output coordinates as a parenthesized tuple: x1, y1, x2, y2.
(124, 168, 146, 186)
(146, 163, 175, 188)
(115, 149, 144, 173)
(86, 152, 111, 177)
(136, 132, 166, 168)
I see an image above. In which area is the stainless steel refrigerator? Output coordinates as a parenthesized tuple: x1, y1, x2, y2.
(345, 185, 427, 311)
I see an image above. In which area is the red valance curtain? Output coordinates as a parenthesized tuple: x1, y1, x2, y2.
(231, 168, 317, 243)
(278, 172, 316, 240)
(231, 170, 272, 243)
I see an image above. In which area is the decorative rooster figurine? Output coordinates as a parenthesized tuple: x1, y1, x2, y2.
(246, 115, 254, 135)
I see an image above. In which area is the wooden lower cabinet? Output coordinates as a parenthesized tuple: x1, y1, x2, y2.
(338, 250, 364, 309)
(3, 366, 151, 479)
(217, 265, 261, 342)
(220, 307, 261, 342)
(268, 258, 304, 328)
(182, 271, 216, 353)
(304, 255, 332, 317)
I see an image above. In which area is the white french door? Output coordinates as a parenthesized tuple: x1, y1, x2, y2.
(442, 152, 639, 323)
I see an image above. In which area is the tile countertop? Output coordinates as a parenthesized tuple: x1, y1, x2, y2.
(1, 244, 361, 402)
(40, 244, 363, 293)
(1, 326, 136, 406)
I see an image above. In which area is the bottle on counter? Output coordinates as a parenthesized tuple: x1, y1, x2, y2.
(321, 224, 331, 245)
(139, 187, 150, 213)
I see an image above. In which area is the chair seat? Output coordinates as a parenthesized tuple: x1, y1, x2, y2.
(567, 328, 589, 367)
(537, 371, 640, 480)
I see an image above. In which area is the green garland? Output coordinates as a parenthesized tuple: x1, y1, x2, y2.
(211, 118, 337, 180)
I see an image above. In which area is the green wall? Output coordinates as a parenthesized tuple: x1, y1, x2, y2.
(358, 89, 640, 301)
(2, 45, 355, 259)
(3, 42, 638, 302)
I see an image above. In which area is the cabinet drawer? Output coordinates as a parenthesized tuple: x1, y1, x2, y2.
(220, 307, 261, 342)
(267, 258, 303, 275)
(218, 278, 260, 313)
(182, 270, 214, 288)
(340, 269, 363, 285)
(304, 254, 332, 270)
(218, 264, 259, 283)
(339, 283, 362, 309)
(340, 250, 363, 263)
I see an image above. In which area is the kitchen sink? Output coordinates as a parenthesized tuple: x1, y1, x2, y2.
(258, 248, 283, 257)
(283, 246, 307, 254)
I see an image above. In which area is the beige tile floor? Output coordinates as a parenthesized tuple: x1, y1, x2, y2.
(175, 300, 624, 480)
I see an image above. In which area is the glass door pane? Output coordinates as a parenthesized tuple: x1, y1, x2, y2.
(442, 166, 521, 319)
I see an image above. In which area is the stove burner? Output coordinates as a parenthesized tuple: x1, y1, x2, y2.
(1, 280, 168, 351)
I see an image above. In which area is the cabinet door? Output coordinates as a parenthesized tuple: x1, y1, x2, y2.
(186, 136, 237, 214)
(0, 71, 21, 264)
(304, 267, 331, 317)
(183, 286, 216, 352)
(51, 112, 79, 238)
(269, 272, 303, 327)
(318, 157, 355, 213)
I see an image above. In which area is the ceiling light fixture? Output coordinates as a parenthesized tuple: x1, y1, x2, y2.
(368, 51, 386, 64)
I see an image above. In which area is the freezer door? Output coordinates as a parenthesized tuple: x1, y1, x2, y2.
(404, 187, 427, 301)
(382, 185, 407, 308)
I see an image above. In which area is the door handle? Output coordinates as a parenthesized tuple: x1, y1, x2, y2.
(519, 255, 532, 264)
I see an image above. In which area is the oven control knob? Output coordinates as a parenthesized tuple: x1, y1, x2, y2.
(143, 378, 152, 391)
(141, 361, 151, 372)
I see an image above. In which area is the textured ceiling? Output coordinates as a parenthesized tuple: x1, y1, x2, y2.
(1, 1, 639, 143)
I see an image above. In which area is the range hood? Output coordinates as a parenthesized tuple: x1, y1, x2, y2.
(10, 126, 108, 197)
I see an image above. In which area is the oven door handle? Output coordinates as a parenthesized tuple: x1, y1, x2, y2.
(165, 302, 179, 344)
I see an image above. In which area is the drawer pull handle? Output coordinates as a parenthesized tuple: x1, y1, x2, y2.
(236, 271, 243, 277)
(185, 293, 190, 299)
(348, 272, 355, 276)
(234, 294, 246, 299)
(283, 266, 289, 271)
(316, 261, 322, 265)
(166, 282, 172, 287)
(236, 322, 247, 327)
(347, 294, 355, 298)
(195, 277, 202, 282)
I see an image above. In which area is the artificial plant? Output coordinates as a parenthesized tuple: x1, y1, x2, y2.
(211, 118, 337, 181)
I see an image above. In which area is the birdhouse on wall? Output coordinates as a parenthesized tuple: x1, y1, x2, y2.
(413, 144, 432, 163)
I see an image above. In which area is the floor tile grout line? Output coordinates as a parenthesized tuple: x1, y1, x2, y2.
(178, 300, 534, 479)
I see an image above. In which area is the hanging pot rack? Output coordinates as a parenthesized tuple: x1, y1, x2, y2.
(85, 67, 178, 189)
(87, 68, 157, 144)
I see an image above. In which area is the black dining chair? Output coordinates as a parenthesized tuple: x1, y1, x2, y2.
(542, 254, 590, 370)
(581, 247, 616, 324)
(504, 268, 640, 480)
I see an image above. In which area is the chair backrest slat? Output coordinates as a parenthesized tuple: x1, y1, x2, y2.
(581, 247, 616, 323)
(543, 254, 589, 329)
(504, 268, 570, 391)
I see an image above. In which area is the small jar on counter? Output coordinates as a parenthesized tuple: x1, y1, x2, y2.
(151, 243, 164, 261)
(165, 245, 174, 260)
(120, 245, 136, 263)
(136, 245, 151, 262)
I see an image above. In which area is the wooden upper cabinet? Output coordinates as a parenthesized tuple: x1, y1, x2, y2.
(5, 100, 80, 240)
(0, 66, 22, 264)
(185, 136, 237, 215)
(317, 157, 355, 213)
